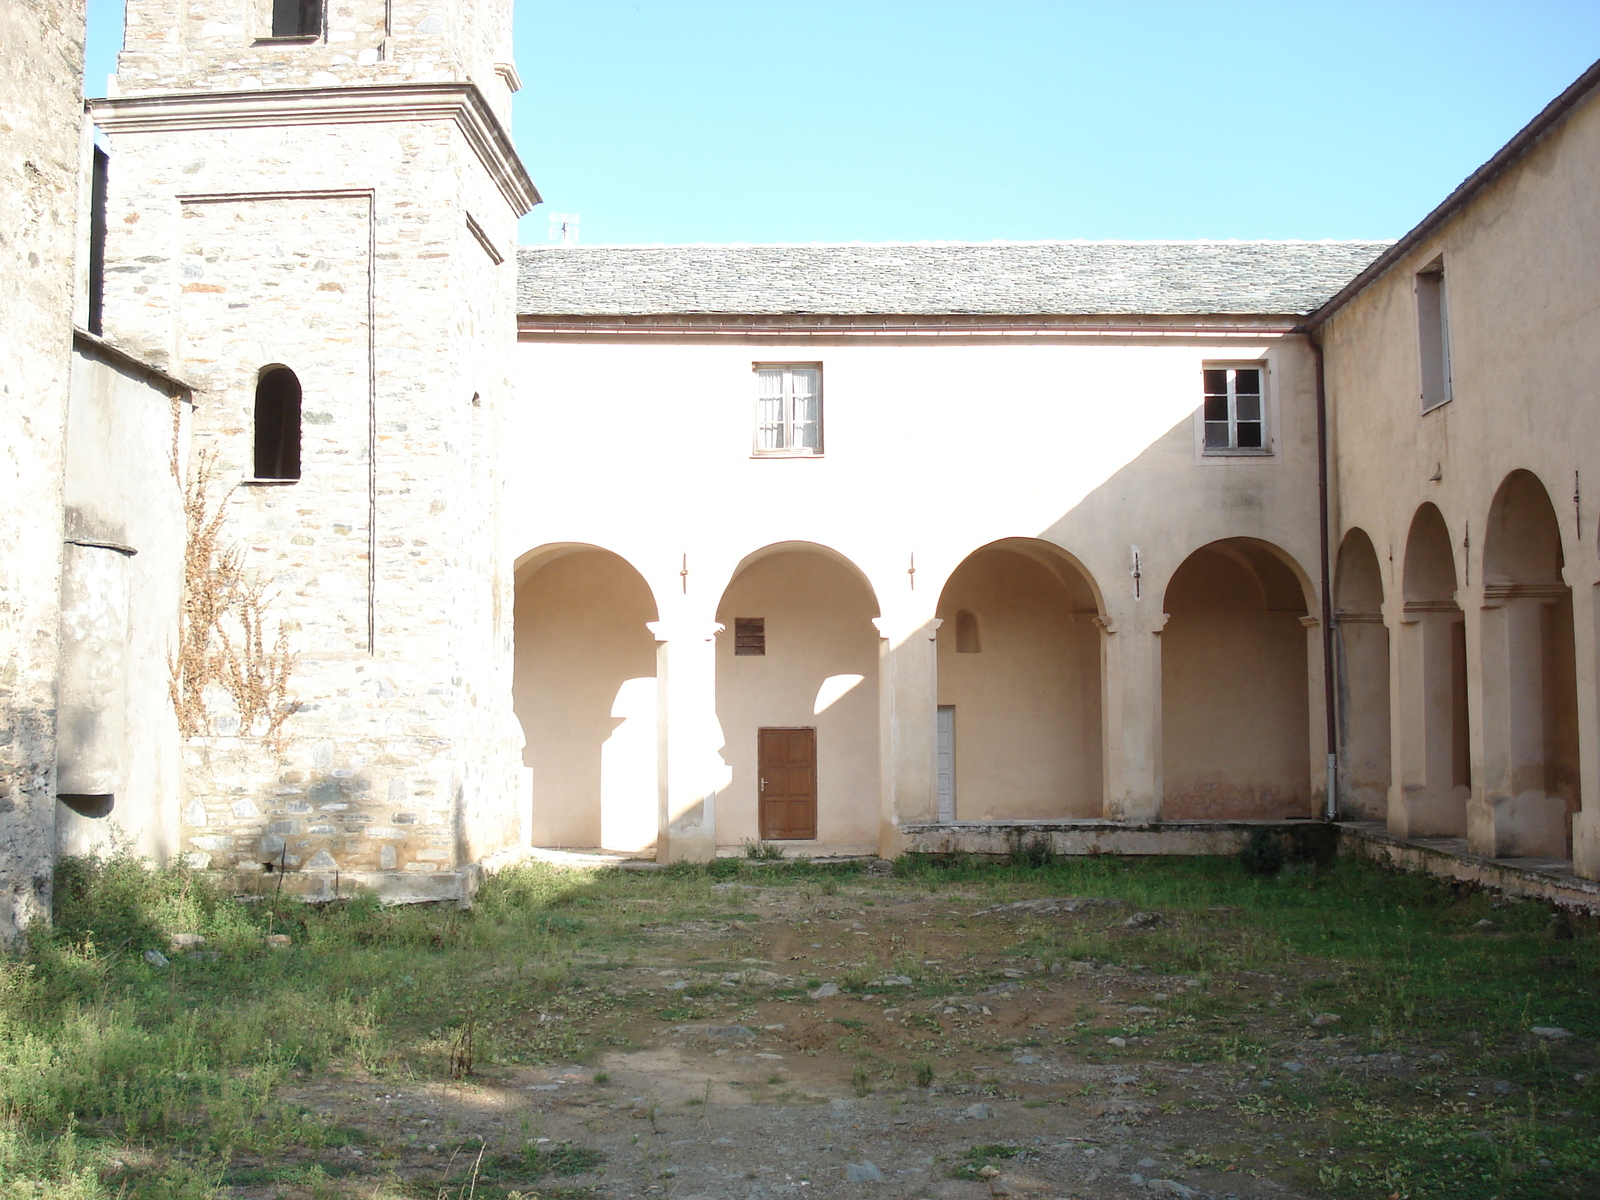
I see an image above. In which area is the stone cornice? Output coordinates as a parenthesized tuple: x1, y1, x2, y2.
(72, 327, 196, 395)
(1333, 610, 1385, 625)
(1482, 581, 1569, 603)
(1402, 598, 1461, 615)
(90, 83, 540, 217)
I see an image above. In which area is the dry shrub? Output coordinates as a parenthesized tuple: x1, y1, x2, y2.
(168, 450, 300, 752)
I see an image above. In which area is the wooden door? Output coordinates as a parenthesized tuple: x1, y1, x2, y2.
(758, 727, 817, 840)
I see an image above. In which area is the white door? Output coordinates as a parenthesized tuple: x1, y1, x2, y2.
(936, 705, 956, 822)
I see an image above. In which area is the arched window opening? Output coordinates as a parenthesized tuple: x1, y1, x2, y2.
(954, 610, 981, 654)
(253, 366, 302, 481)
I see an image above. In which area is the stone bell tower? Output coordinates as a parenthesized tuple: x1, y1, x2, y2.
(91, 0, 539, 898)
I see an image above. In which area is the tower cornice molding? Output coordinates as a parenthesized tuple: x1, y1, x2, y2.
(90, 83, 540, 216)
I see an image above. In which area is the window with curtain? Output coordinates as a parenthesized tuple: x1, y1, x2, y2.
(753, 363, 822, 456)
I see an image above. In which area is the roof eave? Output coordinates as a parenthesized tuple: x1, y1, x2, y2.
(1304, 55, 1600, 332)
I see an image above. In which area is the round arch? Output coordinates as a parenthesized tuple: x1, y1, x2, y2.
(1479, 470, 1579, 858)
(514, 541, 664, 619)
(1334, 527, 1390, 820)
(934, 538, 1104, 820)
(513, 544, 660, 852)
(722, 540, 882, 617)
(1402, 504, 1458, 602)
(1160, 536, 1313, 819)
(1394, 504, 1470, 837)
(713, 542, 881, 851)
(1484, 468, 1566, 585)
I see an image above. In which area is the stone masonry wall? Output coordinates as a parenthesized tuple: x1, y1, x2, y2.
(0, 0, 86, 938)
(94, 91, 529, 898)
(115, 0, 516, 126)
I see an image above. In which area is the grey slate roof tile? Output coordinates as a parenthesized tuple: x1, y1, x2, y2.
(516, 241, 1392, 318)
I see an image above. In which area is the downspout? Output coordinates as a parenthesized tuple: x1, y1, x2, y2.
(1307, 328, 1339, 821)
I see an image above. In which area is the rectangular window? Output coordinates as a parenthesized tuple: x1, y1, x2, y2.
(1201, 364, 1267, 454)
(734, 617, 766, 656)
(270, 0, 322, 38)
(86, 146, 108, 336)
(753, 363, 822, 456)
(1416, 259, 1452, 412)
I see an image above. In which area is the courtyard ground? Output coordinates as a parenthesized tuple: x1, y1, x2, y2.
(1, 844, 1596, 1200)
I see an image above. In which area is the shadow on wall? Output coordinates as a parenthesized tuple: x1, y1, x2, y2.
(714, 544, 880, 848)
(513, 545, 660, 853)
(1160, 538, 1313, 819)
(935, 539, 1102, 820)
(1020, 399, 1321, 822)
(1335, 527, 1391, 821)
(1480, 469, 1580, 858)
(1398, 502, 1470, 838)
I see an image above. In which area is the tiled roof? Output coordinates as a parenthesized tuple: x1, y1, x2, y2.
(516, 241, 1392, 318)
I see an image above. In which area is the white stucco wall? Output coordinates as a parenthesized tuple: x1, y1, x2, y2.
(55, 341, 189, 864)
(509, 328, 1331, 851)
(714, 549, 881, 851)
(514, 548, 659, 852)
(1322, 84, 1600, 874)
(935, 545, 1102, 819)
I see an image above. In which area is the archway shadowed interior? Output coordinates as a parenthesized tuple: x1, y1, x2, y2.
(1161, 537, 1312, 819)
(513, 545, 660, 852)
(1396, 503, 1469, 837)
(1481, 470, 1580, 858)
(1335, 527, 1390, 820)
(935, 538, 1103, 820)
(715, 543, 880, 849)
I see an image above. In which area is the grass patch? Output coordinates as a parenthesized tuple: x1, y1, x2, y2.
(948, 1144, 1024, 1180)
(3, 848, 1597, 1199)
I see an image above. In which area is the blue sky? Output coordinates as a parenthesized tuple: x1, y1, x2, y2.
(85, 1, 1600, 247)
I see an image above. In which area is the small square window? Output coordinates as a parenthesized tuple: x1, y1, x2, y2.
(753, 364, 822, 456)
(270, 0, 322, 37)
(1200, 364, 1269, 455)
(734, 617, 766, 655)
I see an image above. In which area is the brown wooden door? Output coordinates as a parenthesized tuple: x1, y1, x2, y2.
(758, 727, 817, 840)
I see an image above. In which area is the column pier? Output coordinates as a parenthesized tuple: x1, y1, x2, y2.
(1573, 579, 1600, 878)
(1103, 611, 1163, 822)
(1390, 601, 1467, 838)
(874, 612, 941, 857)
(1472, 587, 1567, 858)
(649, 619, 726, 862)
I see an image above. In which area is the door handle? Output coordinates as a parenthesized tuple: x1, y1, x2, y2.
(759, 778, 766, 792)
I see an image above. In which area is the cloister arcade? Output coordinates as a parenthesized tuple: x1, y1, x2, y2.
(509, 532, 1333, 855)
(1160, 538, 1317, 820)
(1333, 469, 1587, 863)
(933, 539, 1103, 822)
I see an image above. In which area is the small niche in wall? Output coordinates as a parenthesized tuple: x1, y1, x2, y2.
(955, 609, 981, 653)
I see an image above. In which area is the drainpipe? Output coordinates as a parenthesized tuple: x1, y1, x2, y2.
(1307, 328, 1339, 821)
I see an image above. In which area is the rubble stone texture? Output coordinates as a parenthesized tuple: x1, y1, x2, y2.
(91, 0, 536, 900)
(0, 0, 86, 938)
